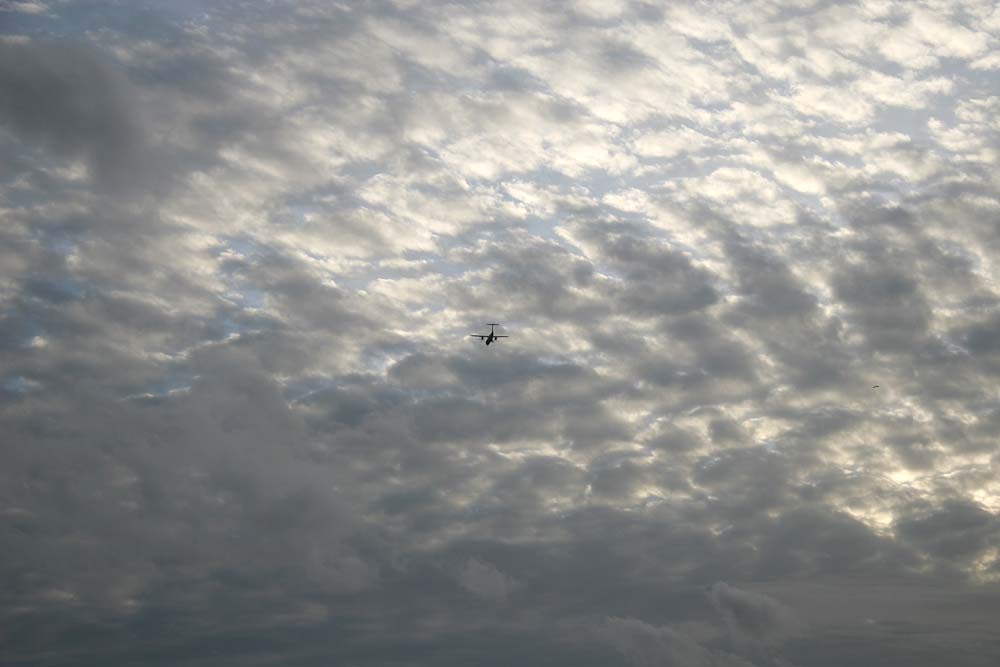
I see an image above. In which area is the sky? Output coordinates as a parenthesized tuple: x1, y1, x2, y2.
(2, 0, 1000, 664)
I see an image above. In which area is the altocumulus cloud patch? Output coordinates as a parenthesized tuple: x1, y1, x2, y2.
(2, 1, 1000, 665)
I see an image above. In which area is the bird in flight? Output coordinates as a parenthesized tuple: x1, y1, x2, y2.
(469, 323, 508, 346)
(872, 385, 879, 388)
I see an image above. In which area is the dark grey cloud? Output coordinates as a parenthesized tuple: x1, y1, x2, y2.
(709, 582, 800, 642)
(602, 616, 756, 667)
(832, 265, 932, 352)
(576, 219, 720, 318)
(895, 501, 1000, 568)
(0, 39, 145, 190)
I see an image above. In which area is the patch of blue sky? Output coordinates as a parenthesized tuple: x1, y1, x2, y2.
(12, 318, 46, 345)
(1, 171, 91, 212)
(932, 237, 981, 271)
(145, 369, 193, 396)
(123, 366, 195, 402)
(961, 64, 1000, 99)
(272, 172, 378, 227)
(590, 447, 649, 470)
(361, 339, 422, 376)
(131, 0, 216, 24)
(484, 62, 551, 95)
(282, 376, 342, 404)
(520, 213, 569, 244)
(872, 105, 941, 146)
(217, 234, 263, 259)
(399, 249, 440, 263)
(936, 335, 969, 358)
(502, 164, 620, 198)
(338, 160, 385, 185)
(780, 194, 840, 231)
(211, 237, 272, 315)
(864, 174, 941, 212)
(274, 203, 320, 228)
(0, 5, 53, 37)
(643, 144, 849, 236)
(321, 252, 445, 299)
(634, 151, 721, 180)
(44, 234, 77, 256)
(468, 166, 636, 244)
(364, 259, 439, 283)
(2, 5, 73, 39)
(3, 375, 37, 394)
(24, 277, 85, 303)
(396, 53, 494, 97)
(369, 249, 461, 283)
(232, 286, 266, 310)
(869, 67, 985, 145)
(329, 273, 376, 294)
(684, 34, 740, 56)
(35, 0, 200, 43)
(217, 316, 241, 338)
(760, 439, 780, 453)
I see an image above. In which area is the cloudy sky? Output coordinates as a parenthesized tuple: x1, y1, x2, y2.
(3, 0, 1000, 664)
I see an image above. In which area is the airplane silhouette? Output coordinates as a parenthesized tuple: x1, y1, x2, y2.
(469, 323, 508, 346)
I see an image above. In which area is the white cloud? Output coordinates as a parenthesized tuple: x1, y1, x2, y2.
(457, 558, 517, 601)
(0, 1, 47, 14)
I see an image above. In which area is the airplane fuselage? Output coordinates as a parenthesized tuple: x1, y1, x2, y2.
(470, 324, 507, 346)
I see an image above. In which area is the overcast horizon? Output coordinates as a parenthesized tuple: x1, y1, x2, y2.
(3, 1, 1000, 665)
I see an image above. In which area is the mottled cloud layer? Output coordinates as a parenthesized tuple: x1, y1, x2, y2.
(3, 1, 1000, 665)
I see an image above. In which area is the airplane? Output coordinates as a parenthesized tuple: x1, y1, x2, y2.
(469, 323, 508, 346)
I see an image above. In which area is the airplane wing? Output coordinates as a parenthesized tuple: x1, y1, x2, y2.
(469, 334, 487, 338)
(493, 335, 509, 337)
